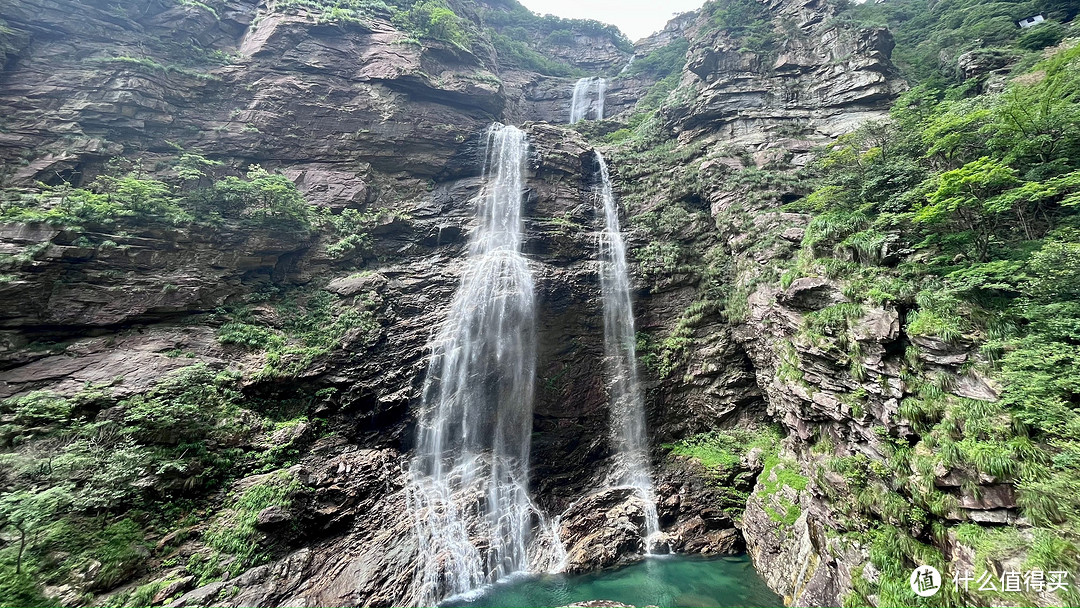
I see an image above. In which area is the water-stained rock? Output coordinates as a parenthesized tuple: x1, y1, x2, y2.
(560, 488, 650, 573)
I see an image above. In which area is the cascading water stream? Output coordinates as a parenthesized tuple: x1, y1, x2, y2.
(594, 152, 660, 548)
(407, 124, 542, 604)
(569, 77, 606, 123)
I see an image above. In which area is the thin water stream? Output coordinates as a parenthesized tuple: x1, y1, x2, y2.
(595, 152, 659, 544)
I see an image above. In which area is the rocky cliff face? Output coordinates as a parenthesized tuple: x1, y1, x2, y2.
(0, 0, 959, 606)
(595, 2, 1061, 607)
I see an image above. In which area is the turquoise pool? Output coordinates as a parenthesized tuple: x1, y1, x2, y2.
(441, 554, 783, 608)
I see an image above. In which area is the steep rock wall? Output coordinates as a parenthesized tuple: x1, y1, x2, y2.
(0, 0, 949, 606)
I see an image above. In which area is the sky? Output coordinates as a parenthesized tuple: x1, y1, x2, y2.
(516, 0, 708, 41)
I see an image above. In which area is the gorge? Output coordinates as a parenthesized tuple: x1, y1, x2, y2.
(1, 0, 1079, 607)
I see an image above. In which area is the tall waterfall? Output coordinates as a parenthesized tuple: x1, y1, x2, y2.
(569, 77, 606, 123)
(595, 151, 660, 546)
(408, 124, 540, 603)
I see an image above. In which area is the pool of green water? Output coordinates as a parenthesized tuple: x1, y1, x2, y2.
(441, 554, 783, 608)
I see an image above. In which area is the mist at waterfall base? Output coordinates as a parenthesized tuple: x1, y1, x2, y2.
(441, 555, 782, 608)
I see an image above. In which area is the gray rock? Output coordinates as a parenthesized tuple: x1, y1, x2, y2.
(154, 576, 195, 604)
(559, 488, 651, 573)
(851, 307, 900, 343)
(255, 505, 292, 528)
(959, 485, 1017, 510)
(779, 277, 848, 311)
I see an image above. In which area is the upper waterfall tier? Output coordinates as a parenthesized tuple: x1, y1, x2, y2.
(570, 77, 607, 124)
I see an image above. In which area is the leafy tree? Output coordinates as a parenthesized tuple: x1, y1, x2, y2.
(545, 28, 574, 45)
(986, 53, 1080, 177)
(0, 486, 71, 573)
(209, 165, 312, 228)
(921, 99, 993, 170)
(173, 152, 222, 190)
(94, 174, 182, 218)
(395, 0, 469, 48)
(916, 157, 1020, 260)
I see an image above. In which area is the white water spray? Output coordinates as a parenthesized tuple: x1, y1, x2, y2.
(408, 124, 542, 604)
(569, 77, 607, 124)
(595, 151, 660, 548)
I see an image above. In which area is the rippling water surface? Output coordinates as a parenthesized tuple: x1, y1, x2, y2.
(441, 554, 783, 608)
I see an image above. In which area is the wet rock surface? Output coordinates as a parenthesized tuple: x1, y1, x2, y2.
(559, 488, 652, 573)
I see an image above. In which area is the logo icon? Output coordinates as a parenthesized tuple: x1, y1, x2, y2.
(911, 565, 942, 597)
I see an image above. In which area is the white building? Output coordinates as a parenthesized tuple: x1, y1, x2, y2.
(1018, 14, 1046, 28)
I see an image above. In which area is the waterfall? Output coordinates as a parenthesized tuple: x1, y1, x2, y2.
(596, 78, 606, 122)
(408, 124, 540, 604)
(594, 151, 660, 547)
(569, 77, 606, 124)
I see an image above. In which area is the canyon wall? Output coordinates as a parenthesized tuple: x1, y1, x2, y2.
(4, 0, 1041, 607)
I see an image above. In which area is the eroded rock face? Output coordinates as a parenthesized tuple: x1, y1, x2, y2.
(0, 110, 726, 604)
(707, 143, 1006, 608)
(560, 488, 651, 573)
(664, 0, 905, 145)
(166, 445, 420, 608)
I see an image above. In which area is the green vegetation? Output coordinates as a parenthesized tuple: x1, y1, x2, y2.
(0, 358, 339, 603)
(0, 276, 368, 602)
(0, 153, 386, 273)
(665, 427, 781, 475)
(0, 368, 243, 604)
(1, 160, 317, 231)
(87, 55, 218, 80)
(701, 0, 780, 54)
(393, 0, 470, 48)
(622, 39, 688, 79)
(757, 454, 808, 526)
(847, 524, 964, 607)
(592, 0, 1080, 603)
(274, 0, 393, 26)
(478, 0, 633, 76)
(487, 30, 580, 76)
(770, 40, 1080, 607)
(665, 427, 782, 519)
(481, 1, 632, 53)
(838, 0, 1079, 84)
(200, 472, 304, 582)
(219, 289, 381, 380)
